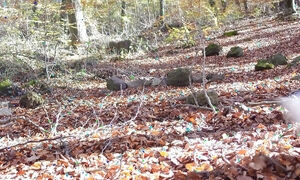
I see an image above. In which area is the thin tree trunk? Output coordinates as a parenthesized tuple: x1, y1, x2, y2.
(65, 0, 88, 47)
(234, 0, 241, 11)
(65, 0, 78, 47)
(243, 0, 249, 14)
(287, 0, 297, 13)
(159, 0, 165, 22)
(73, 0, 88, 42)
(121, 1, 126, 16)
(221, 0, 227, 12)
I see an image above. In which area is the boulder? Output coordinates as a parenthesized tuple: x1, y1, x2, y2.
(226, 46, 243, 58)
(0, 79, 23, 96)
(186, 90, 219, 106)
(127, 79, 146, 88)
(106, 76, 127, 91)
(268, 53, 288, 66)
(166, 68, 191, 87)
(108, 40, 131, 54)
(0, 102, 12, 117)
(19, 91, 44, 109)
(192, 73, 224, 83)
(223, 30, 238, 37)
(0, 79, 12, 92)
(205, 43, 222, 56)
(289, 55, 300, 66)
(255, 59, 275, 71)
(151, 77, 163, 86)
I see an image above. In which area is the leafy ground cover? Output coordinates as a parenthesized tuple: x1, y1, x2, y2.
(0, 17, 300, 179)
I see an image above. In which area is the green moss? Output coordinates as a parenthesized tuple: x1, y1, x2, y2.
(226, 46, 243, 58)
(205, 43, 222, 56)
(223, 30, 238, 37)
(0, 79, 12, 91)
(255, 59, 275, 71)
(268, 54, 288, 66)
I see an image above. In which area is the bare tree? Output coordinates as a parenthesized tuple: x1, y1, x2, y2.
(63, 0, 88, 47)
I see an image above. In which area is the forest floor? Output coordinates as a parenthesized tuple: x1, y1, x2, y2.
(0, 17, 300, 179)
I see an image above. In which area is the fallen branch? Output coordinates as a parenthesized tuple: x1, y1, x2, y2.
(247, 100, 281, 106)
(0, 135, 74, 152)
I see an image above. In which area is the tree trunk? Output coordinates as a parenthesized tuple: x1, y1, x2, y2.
(65, 0, 78, 47)
(221, 0, 227, 12)
(64, 0, 88, 47)
(243, 0, 249, 14)
(73, 0, 88, 42)
(121, 1, 126, 16)
(159, 0, 165, 22)
(287, 0, 297, 13)
(234, 0, 241, 11)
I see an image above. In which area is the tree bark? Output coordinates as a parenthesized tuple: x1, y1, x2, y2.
(64, 0, 88, 47)
(242, 0, 249, 14)
(287, 0, 297, 13)
(121, 1, 126, 16)
(73, 0, 88, 42)
(159, 0, 165, 22)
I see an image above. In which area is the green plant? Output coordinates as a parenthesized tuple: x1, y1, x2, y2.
(166, 25, 196, 48)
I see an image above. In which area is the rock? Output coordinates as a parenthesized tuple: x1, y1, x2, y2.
(166, 68, 191, 87)
(108, 40, 131, 54)
(255, 59, 275, 71)
(192, 74, 203, 83)
(223, 30, 238, 37)
(207, 73, 225, 82)
(0, 102, 12, 117)
(289, 55, 300, 66)
(151, 77, 163, 86)
(0, 79, 12, 92)
(204, 43, 222, 56)
(226, 46, 243, 58)
(192, 73, 224, 83)
(0, 79, 23, 97)
(106, 76, 127, 91)
(127, 79, 146, 88)
(19, 91, 44, 109)
(291, 75, 300, 81)
(186, 90, 219, 106)
(268, 53, 288, 66)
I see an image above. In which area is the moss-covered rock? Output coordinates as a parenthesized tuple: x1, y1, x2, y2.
(19, 91, 44, 109)
(166, 68, 191, 87)
(226, 46, 243, 58)
(289, 55, 300, 67)
(268, 53, 288, 66)
(255, 59, 275, 71)
(186, 90, 219, 106)
(106, 76, 127, 91)
(223, 30, 238, 37)
(0, 79, 12, 92)
(205, 43, 222, 56)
